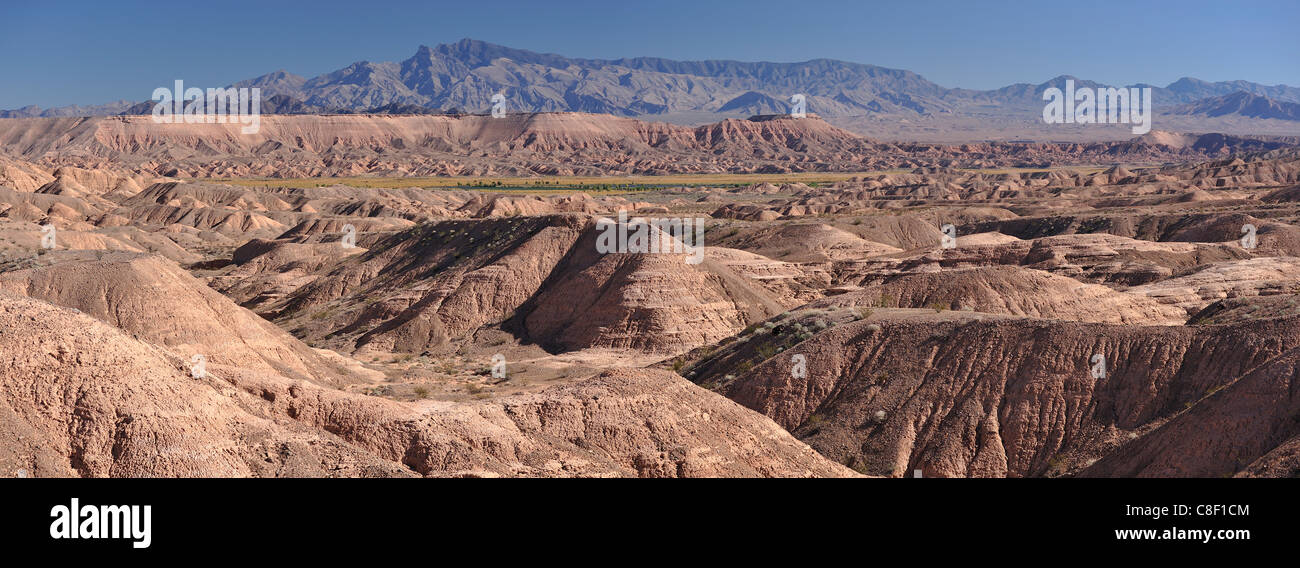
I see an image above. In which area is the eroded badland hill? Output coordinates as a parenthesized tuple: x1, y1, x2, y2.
(2, 110, 1300, 477)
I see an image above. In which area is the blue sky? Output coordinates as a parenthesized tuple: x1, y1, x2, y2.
(1, 0, 1296, 108)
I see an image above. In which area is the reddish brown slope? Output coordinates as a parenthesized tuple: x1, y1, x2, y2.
(684, 309, 1300, 477)
(1080, 345, 1300, 477)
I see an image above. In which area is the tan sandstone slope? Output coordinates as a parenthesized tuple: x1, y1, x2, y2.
(0, 296, 853, 478)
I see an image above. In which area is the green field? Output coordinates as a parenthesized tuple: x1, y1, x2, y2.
(214, 171, 909, 193)
(212, 165, 1113, 194)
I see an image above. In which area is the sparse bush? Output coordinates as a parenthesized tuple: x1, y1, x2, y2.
(413, 386, 430, 399)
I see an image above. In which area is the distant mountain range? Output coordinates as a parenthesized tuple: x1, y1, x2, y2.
(1169, 91, 1300, 121)
(5, 39, 1299, 135)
